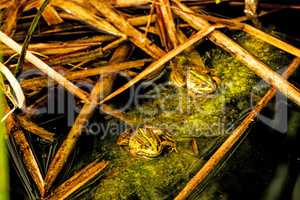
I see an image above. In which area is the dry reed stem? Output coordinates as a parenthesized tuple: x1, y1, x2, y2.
(45, 160, 108, 200)
(17, 115, 55, 142)
(109, 0, 227, 8)
(175, 57, 300, 200)
(0, 31, 90, 102)
(56, 60, 145, 79)
(0, 35, 115, 55)
(5, 103, 45, 195)
(173, 0, 300, 107)
(1, 0, 27, 36)
(51, 0, 125, 37)
(91, 0, 165, 59)
(144, 0, 156, 38)
(44, 37, 124, 66)
(109, 0, 150, 7)
(0, 0, 12, 9)
(228, 2, 300, 10)
(13, 130, 46, 196)
(139, 26, 159, 35)
(109, 0, 300, 9)
(155, 1, 169, 49)
(37, 0, 63, 25)
(21, 59, 148, 90)
(99, 25, 217, 104)
(45, 46, 104, 66)
(158, 0, 179, 48)
(194, 14, 300, 58)
(1, 45, 85, 56)
(128, 14, 157, 27)
(44, 45, 131, 192)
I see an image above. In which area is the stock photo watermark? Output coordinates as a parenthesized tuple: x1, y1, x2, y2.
(19, 68, 290, 138)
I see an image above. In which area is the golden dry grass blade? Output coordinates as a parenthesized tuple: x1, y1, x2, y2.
(0, 35, 115, 56)
(51, 0, 125, 37)
(0, 31, 90, 102)
(45, 46, 104, 66)
(109, 0, 150, 7)
(44, 45, 131, 192)
(175, 57, 300, 200)
(99, 25, 217, 105)
(45, 160, 108, 200)
(13, 131, 46, 196)
(139, 26, 159, 35)
(228, 1, 300, 10)
(64, 59, 147, 79)
(38, 0, 63, 25)
(0, 0, 12, 9)
(172, 0, 300, 107)
(158, 0, 179, 48)
(17, 115, 55, 142)
(154, 1, 169, 49)
(192, 13, 300, 57)
(1, 0, 27, 36)
(5, 105, 45, 196)
(128, 14, 157, 26)
(21, 59, 148, 90)
(144, 0, 156, 38)
(91, 0, 165, 59)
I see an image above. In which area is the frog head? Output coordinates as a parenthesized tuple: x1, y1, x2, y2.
(186, 69, 217, 95)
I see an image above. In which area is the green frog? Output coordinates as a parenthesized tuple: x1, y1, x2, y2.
(170, 53, 218, 96)
(117, 126, 176, 158)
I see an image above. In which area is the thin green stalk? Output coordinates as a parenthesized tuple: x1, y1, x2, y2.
(0, 73, 9, 200)
(15, 0, 50, 76)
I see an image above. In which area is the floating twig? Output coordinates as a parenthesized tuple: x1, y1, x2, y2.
(5, 104, 45, 196)
(45, 160, 108, 200)
(17, 115, 55, 142)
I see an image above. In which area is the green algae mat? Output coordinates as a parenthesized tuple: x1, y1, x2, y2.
(72, 31, 290, 200)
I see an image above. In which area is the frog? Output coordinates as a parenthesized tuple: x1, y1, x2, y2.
(117, 125, 176, 158)
(169, 53, 219, 96)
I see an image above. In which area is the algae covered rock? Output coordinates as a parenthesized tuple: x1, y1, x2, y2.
(91, 31, 290, 199)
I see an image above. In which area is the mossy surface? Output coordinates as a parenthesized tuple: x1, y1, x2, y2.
(125, 31, 289, 139)
(91, 31, 290, 199)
